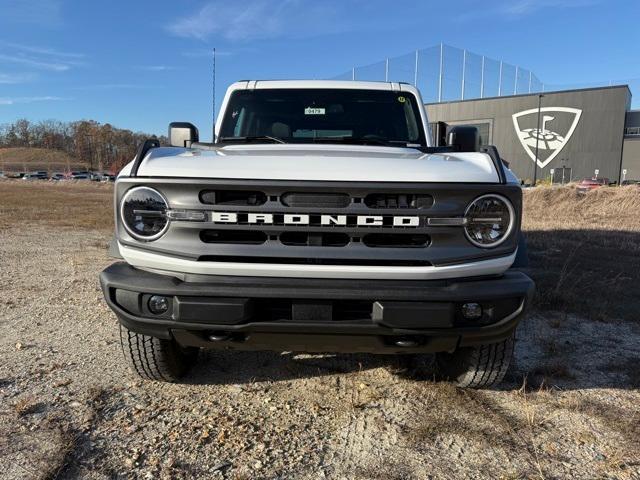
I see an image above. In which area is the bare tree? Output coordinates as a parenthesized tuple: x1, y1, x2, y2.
(0, 118, 166, 174)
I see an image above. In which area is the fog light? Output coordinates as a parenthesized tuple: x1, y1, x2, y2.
(462, 302, 483, 320)
(148, 295, 169, 315)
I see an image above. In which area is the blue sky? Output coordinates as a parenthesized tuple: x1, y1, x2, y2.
(0, 0, 638, 140)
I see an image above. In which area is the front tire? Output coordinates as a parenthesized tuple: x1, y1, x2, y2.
(435, 334, 515, 388)
(119, 326, 198, 382)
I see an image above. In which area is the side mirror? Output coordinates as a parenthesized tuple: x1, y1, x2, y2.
(447, 126, 479, 152)
(169, 122, 199, 147)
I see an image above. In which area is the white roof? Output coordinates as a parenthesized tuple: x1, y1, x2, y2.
(228, 79, 419, 93)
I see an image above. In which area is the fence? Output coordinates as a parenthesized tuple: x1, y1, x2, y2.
(330, 43, 639, 107)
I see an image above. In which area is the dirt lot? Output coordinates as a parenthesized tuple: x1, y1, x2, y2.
(1, 180, 639, 479)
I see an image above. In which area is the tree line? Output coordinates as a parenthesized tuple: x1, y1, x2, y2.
(0, 119, 167, 173)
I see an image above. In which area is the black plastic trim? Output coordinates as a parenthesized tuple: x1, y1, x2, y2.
(130, 138, 160, 177)
(480, 145, 507, 184)
(100, 262, 534, 352)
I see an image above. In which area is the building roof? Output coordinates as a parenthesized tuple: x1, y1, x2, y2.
(425, 84, 632, 106)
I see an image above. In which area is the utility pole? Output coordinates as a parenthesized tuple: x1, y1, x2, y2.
(480, 56, 485, 99)
(533, 94, 544, 186)
(438, 43, 444, 102)
(461, 49, 466, 100)
(212, 48, 216, 142)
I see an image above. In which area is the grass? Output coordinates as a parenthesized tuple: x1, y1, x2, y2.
(402, 378, 640, 479)
(522, 185, 640, 321)
(0, 179, 113, 232)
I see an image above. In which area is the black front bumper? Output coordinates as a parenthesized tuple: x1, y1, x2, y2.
(100, 262, 534, 354)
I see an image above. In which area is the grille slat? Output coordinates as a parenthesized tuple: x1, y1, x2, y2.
(363, 233, 430, 248)
(281, 192, 350, 208)
(364, 193, 434, 209)
(280, 232, 350, 247)
(200, 230, 267, 245)
(200, 190, 267, 206)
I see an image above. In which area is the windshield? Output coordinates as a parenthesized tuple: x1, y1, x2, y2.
(218, 88, 426, 147)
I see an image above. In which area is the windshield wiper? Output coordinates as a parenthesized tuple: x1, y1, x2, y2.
(310, 136, 410, 147)
(218, 135, 286, 144)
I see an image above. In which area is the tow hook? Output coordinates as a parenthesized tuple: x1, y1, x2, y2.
(394, 337, 421, 348)
(208, 332, 233, 342)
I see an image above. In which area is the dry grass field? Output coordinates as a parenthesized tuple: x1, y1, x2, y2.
(0, 180, 113, 232)
(0, 179, 639, 479)
(523, 186, 640, 321)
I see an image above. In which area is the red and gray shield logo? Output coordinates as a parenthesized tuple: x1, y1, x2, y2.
(512, 107, 582, 168)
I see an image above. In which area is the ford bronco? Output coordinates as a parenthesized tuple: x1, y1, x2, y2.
(100, 80, 534, 388)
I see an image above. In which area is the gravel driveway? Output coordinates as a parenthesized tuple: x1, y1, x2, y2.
(1, 183, 639, 479)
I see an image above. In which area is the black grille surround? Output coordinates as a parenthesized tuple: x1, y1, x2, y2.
(115, 178, 522, 268)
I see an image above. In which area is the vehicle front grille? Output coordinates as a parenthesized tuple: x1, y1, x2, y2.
(116, 179, 522, 268)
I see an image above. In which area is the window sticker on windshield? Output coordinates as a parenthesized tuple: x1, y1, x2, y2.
(397, 96, 406, 103)
(304, 107, 326, 115)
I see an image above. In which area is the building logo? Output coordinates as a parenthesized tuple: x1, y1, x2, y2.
(512, 107, 582, 168)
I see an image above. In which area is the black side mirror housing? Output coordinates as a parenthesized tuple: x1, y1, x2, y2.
(446, 126, 479, 152)
(169, 122, 199, 147)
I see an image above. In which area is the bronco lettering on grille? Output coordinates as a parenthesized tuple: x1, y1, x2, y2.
(209, 212, 421, 227)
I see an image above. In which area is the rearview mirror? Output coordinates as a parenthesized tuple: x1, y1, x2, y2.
(169, 122, 199, 147)
(446, 126, 479, 152)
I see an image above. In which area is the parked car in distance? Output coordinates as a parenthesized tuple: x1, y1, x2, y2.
(577, 177, 610, 194)
(51, 173, 67, 181)
(22, 173, 48, 180)
(22, 172, 48, 180)
(70, 171, 91, 180)
(621, 179, 640, 186)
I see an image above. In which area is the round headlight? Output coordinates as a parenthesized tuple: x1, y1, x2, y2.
(120, 186, 169, 241)
(464, 194, 515, 248)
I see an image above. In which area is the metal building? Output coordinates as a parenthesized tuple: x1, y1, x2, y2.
(425, 85, 637, 184)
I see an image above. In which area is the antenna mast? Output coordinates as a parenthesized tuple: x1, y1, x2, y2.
(212, 47, 216, 142)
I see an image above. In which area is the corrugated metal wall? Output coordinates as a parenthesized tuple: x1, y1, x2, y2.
(622, 138, 640, 181)
(426, 86, 631, 183)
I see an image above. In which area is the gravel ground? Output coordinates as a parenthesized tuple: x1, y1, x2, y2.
(1, 189, 640, 479)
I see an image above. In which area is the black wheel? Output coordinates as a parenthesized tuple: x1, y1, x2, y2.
(434, 334, 515, 389)
(119, 326, 198, 382)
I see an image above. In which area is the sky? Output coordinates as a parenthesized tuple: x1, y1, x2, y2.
(0, 0, 639, 140)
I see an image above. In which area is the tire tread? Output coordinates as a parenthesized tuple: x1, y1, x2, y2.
(436, 335, 514, 388)
(119, 326, 196, 382)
